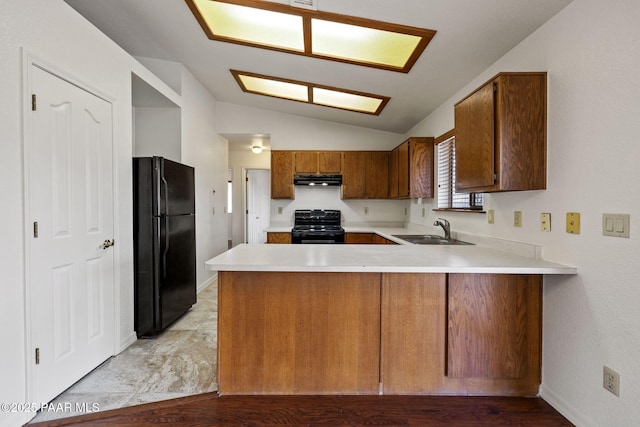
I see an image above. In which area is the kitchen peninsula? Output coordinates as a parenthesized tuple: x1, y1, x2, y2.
(205, 239, 576, 397)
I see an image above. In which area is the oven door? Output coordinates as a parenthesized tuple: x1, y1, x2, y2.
(291, 230, 345, 244)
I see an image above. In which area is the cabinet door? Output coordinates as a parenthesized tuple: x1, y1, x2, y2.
(294, 151, 318, 173)
(397, 141, 410, 198)
(454, 82, 495, 190)
(365, 151, 389, 199)
(218, 271, 381, 394)
(494, 74, 547, 191)
(267, 232, 291, 244)
(345, 233, 374, 244)
(318, 151, 342, 173)
(389, 146, 399, 199)
(381, 273, 446, 394)
(270, 151, 294, 199)
(409, 138, 434, 199)
(447, 274, 541, 389)
(342, 152, 366, 199)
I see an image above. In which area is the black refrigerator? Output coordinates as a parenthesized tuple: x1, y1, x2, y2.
(133, 157, 197, 337)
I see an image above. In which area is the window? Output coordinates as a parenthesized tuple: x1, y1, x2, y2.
(227, 180, 233, 214)
(436, 134, 483, 211)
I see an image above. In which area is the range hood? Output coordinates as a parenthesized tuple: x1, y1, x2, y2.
(294, 174, 342, 186)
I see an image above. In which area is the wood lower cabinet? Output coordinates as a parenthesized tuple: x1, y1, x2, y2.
(445, 273, 541, 395)
(218, 271, 381, 394)
(266, 232, 291, 244)
(345, 233, 374, 244)
(345, 233, 396, 244)
(381, 273, 447, 394)
(454, 72, 546, 192)
(217, 271, 542, 396)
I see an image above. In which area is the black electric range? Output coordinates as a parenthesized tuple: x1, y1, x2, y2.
(291, 209, 345, 244)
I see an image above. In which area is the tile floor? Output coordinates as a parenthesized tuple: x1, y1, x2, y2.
(29, 282, 218, 423)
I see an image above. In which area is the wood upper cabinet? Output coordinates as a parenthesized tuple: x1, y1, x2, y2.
(270, 151, 294, 199)
(294, 151, 342, 174)
(342, 151, 389, 199)
(454, 72, 547, 193)
(390, 137, 434, 199)
(341, 152, 366, 199)
(389, 147, 399, 199)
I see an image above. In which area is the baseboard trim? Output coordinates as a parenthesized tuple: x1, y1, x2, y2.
(540, 384, 595, 427)
(198, 272, 217, 293)
(118, 331, 138, 354)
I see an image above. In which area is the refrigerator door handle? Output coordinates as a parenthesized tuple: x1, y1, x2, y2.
(161, 217, 170, 280)
(160, 175, 169, 216)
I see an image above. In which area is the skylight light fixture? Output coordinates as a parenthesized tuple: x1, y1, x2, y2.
(231, 70, 390, 115)
(185, 0, 436, 73)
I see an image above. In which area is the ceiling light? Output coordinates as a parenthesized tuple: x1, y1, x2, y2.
(311, 19, 423, 69)
(185, 0, 436, 73)
(236, 74, 308, 102)
(251, 145, 263, 154)
(231, 70, 389, 115)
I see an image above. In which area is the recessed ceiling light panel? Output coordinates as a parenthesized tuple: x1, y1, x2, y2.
(190, 0, 305, 51)
(312, 88, 383, 114)
(231, 70, 389, 115)
(311, 19, 423, 69)
(237, 74, 309, 102)
(186, 0, 436, 73)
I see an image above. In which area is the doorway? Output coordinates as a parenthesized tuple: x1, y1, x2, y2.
(25, 61, 116, 404)
(246, 169, 271, 244)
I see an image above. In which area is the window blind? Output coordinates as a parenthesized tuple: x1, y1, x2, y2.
(437, 136, 483, 210)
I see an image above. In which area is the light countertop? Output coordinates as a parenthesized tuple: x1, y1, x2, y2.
(205, 240, 577, 275)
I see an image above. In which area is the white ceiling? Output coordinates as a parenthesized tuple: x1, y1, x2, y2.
(64, 0, 572, 135)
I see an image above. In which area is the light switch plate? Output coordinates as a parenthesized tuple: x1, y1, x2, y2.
(540, 213, 551, 232)
(602, 213, 630, 238)
(488, 209, 495, 224)
(514, 211, 522, 228)
(566, 212, 581, 234)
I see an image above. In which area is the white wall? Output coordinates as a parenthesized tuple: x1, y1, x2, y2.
(179, 65, 229, 290)
(133, 107, 182, 161)
(0, 2, 227, 426)
(405, 1, 640, 425)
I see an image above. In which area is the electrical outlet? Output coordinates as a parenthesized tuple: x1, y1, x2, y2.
(278, 207, 283, 215)
(422, 207, 426, 217)
(514, 211, 523, 227)
(603, 366, 620, 396)
(566, 212, 581, 234)
(540, 213, 551, 232)
(487, 209, 495, 224)
(364, 207, 369, 215)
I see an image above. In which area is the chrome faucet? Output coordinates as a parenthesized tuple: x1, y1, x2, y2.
(434, 218, 451, 240)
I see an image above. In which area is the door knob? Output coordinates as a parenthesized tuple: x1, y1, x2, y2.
(102, 239, 115, 249)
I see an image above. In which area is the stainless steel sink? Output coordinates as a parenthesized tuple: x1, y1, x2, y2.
(392, 234, 473, 245)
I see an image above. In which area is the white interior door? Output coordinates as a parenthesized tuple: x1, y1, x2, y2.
(28, 65, 115, 404)
(246, 169, 271, 244)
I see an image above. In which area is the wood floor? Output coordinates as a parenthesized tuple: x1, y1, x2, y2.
(28, 392, 574, 426)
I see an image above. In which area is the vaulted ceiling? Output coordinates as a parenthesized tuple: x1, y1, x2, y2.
(64, 0, 572, 134)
